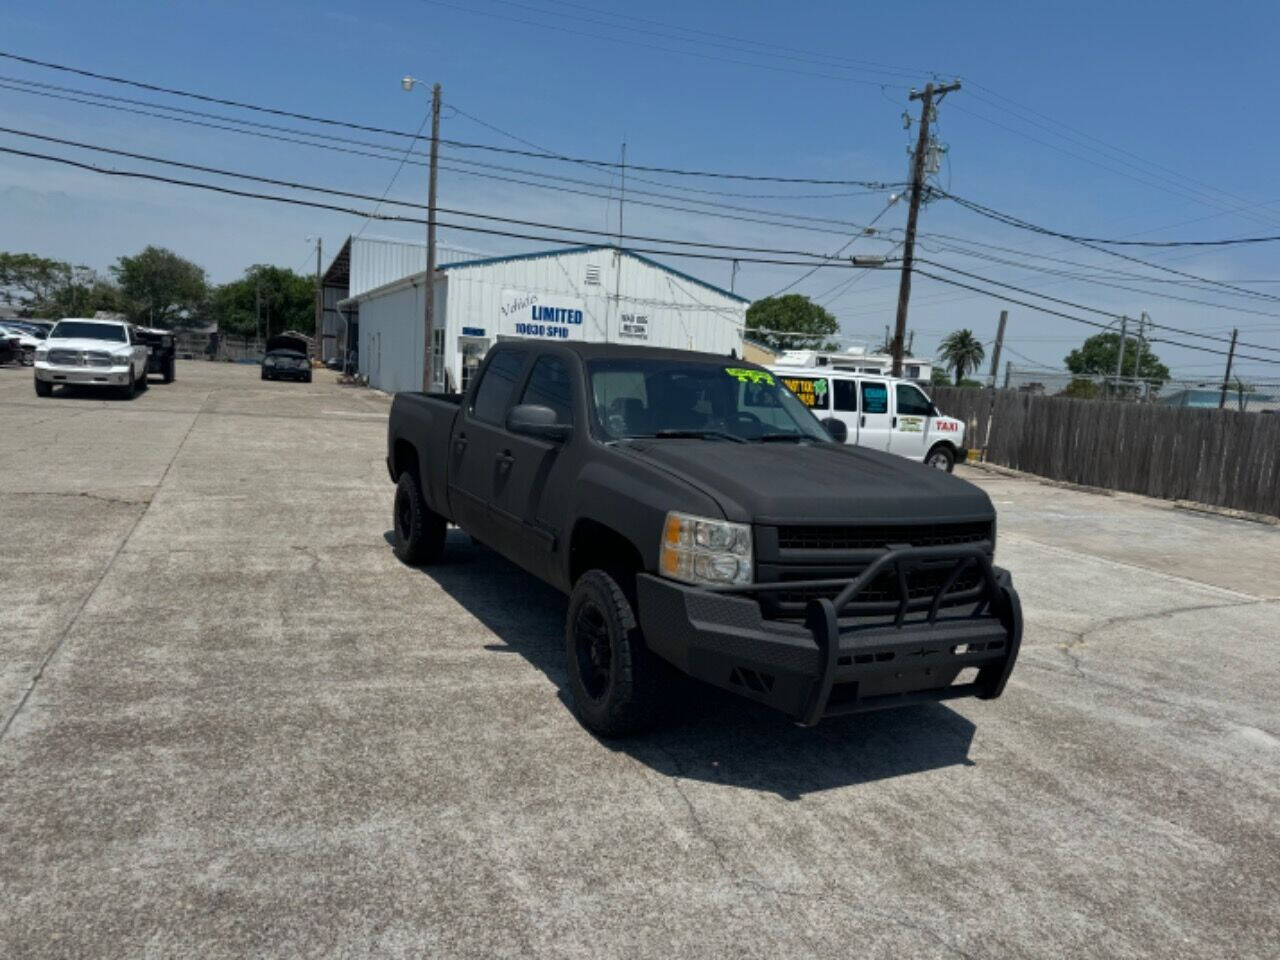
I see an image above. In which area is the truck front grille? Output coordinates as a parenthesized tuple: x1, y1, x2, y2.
(776, 520, 992, 551)
(48, 349, 83, 365)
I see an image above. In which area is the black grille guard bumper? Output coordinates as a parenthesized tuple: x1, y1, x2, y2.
(637, 543, 1022, 726)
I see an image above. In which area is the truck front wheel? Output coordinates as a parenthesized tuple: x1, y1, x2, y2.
(565, 570, 661, 736)
(392, 471, 446, 565)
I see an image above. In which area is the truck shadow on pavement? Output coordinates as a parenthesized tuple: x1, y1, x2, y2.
(393, 529, 977, 799)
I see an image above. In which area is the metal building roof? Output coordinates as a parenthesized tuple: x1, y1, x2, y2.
(438, 245, 750, 304)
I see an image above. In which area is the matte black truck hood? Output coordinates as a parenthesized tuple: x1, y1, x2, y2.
(618, 439, 994, 524)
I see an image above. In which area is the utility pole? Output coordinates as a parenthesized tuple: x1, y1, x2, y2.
(421, 82, 442, 392)
(892, 79, 960, 377)
(609, 140, 627, 344)
(1132, 312, 1147, 398)
(1218, 327, 1238, 409)
(981, 310, 1008, 462)
(987, 310, 1008, 388)
(906, 329, 915, 355)
(255, 283, 261, 350)
(313, 237, 322, 363)
(730, 259, 739, 295)
(1113, 315, 1128, 394)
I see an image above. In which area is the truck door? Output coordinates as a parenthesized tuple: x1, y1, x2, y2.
(890, 382, 934, 460)
(449, 347, 528, 544)
(492, 352, 577, 573)
(858, 379, 893, 451)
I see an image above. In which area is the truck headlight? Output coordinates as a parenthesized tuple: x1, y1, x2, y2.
(660, 511, 752, 586)
(35, 347, 49, 361)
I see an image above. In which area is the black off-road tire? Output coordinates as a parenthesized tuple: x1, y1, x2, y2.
(565, 569, 662, 737)
(21, 346, 34, 366)
(925, 443, 956, 473)
(34, 376, 52, 397)
(163, 359, 175, 383)
(261, 368, 269, 381)
(392, 471, 446, 566)
(119, 367, 137, 400)
(137, 369, 149, 391)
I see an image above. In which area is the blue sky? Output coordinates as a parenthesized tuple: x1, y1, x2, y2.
(3, 0, 1279, 377)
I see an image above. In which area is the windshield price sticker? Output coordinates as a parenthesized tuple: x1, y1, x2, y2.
(781, 376, 828, 408)
(724, 367, 774, 386)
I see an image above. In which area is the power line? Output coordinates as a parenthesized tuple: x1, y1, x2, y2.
(912, 268, 1280, 366)
(942, 189, 1280, 248)
(415, 0, 913, 89)
(0, 81, 894, 239)
(767, 196, 900, 296)
(0, 143, 898, 270)
(0, 49, 904, 186)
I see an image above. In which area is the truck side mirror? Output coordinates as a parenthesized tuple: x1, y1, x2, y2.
(507, 403, 571, 442)
(820, 417, 848, 443)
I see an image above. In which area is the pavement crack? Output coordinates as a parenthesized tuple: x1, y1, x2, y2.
(0, 399, 205, 744)
(8, 490, 153, 506)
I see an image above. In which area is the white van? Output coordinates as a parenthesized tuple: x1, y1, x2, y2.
(770, 365, 967, 471)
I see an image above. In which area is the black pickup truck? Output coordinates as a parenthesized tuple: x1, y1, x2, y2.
(135, 327, 176, 383)
(387, 342, 1022, 735)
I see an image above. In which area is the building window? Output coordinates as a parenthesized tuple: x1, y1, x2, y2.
(431, 327, 445, 388)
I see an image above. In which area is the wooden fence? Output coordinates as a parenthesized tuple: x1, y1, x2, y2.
(930, 387, 1280, 517)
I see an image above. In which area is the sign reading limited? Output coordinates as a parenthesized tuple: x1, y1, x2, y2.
(500, 289, 586, 341)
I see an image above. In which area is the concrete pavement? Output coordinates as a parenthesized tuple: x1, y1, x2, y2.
(1, 361, 1277, 958)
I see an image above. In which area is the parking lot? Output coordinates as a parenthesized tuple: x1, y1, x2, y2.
(1, 359, 1277, 958)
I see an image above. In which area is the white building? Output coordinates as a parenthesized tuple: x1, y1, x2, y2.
(339, 244, 749, 394)
(319, 234, 486, 363)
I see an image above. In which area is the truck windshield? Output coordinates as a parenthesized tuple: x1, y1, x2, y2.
(49, 321, 127, 342)
(588, 358, 832, 443)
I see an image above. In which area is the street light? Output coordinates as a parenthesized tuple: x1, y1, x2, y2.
(402, 75, 418, 92)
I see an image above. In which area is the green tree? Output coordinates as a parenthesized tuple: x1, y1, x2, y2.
(111, 246, 208, 328)
(745, 294, 839, 352)
(0, 252, 121, 318)
(208, 264, 315, 339)
(939, 329, 986, 385)
(1065, 332, 1169, 391)
(929, 368, 952, 386)
(1060, 377, 1101, 399)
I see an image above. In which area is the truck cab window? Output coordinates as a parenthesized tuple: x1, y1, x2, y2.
(895, 383, 933, 417)
(833, 378, 858, 412)
(521, 355, 574, 424)
(471, 350, 525, 425)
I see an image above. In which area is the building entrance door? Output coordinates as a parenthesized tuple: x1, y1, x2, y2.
(459, 337, 490, 395)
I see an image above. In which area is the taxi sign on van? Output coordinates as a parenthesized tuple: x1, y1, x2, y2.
(780, 375, 828, 408)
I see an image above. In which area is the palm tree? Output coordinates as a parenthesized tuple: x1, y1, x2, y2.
(939, 329, 986, 385)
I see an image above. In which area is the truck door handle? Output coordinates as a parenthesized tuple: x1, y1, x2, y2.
(453, 433, 469, 453)
(860, 415, 866, 428)
(892, 416, 897, 427)
(496, 450, 515, 470)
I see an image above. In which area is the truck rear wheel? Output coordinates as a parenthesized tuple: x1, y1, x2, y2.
(163, 358, 174, 383)
(565, 570, 661, 736)
(392, 471, 446, 566)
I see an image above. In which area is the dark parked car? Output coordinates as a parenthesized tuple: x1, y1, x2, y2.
(386, 342, 1022, 735)
(261, 333, 312, 383)
(0, 329, 22, 365)
(135, 327, 176, 383)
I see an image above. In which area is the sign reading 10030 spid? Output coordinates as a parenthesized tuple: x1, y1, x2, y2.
(500, 289, 586, 341)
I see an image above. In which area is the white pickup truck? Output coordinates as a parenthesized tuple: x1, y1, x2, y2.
(34, 318, 151, 399)
(770, 363, 968, 471)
